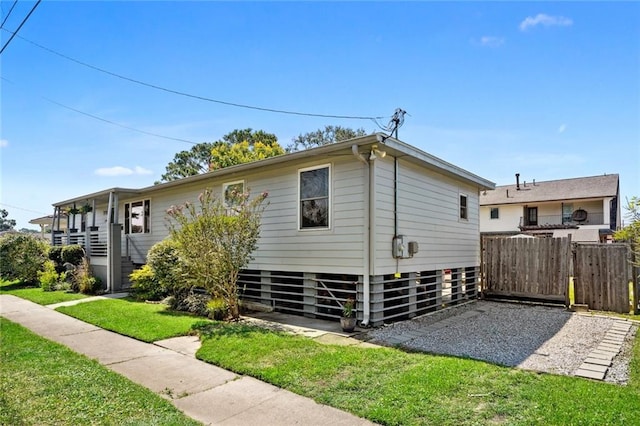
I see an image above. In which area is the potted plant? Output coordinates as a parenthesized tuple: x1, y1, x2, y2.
(63, 206, 80, 232)
(340, 297, 357, 332)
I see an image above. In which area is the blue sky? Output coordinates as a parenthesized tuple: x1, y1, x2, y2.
(1, 1, 638, 230)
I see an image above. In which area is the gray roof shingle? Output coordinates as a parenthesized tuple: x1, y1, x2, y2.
(480, 174, 619, 206)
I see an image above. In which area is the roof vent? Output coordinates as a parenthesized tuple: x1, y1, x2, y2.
(516, 173, 521, 190)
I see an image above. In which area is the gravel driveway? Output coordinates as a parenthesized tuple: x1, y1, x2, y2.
(363, 300, 637, 384)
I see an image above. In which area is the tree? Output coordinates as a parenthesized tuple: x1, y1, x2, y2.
(166, 188, 268, 319)
(0, 233, 48, 284)
(0, 209, 16, 231)
(287, 125, 368, 152)
(157, 142, 215, 183)
(614, 196, 640, 267)
(157, 129, 284, 183)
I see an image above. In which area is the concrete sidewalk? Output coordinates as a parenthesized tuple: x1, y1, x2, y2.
(0, 295, 374, 425)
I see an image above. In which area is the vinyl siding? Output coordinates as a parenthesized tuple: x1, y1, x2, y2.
(373, 157, 481, 274)
(105, 154, 367, 272)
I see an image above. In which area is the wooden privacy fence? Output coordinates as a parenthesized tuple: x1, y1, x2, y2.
(482, 237, 638, 314)
(483, 237, 571, 303)
(574, 243, 637, 313)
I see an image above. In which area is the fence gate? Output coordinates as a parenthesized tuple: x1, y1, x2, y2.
(482, 237, 571, 303)
(574, 243, 637, 313)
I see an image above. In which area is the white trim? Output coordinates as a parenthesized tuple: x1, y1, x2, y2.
(459, 193, 469, 221)
(124, 198, 151, 234)
(297, 163, 332, 231)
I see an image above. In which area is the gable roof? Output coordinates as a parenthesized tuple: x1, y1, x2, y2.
(480, 174, 619, 206)
(53, 133, 495, 207)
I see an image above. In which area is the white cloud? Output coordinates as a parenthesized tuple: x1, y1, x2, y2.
(0, 139, 8, 148)
(519, 14, 573, 31)
(94, 166, 153, 177)
(134, 166, 153, 175)
(558, 124, 567, 134)
(476, 36, 505, 48)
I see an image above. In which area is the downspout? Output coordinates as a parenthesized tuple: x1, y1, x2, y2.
(394, 156, 400, 276)
(352, 145, 371, 326)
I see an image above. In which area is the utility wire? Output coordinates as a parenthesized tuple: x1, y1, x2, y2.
(0, 0, 18, 29)
(4, 30, 389, 122)
(0, 0, 40, 55)
(2, 77, 200, 145)
(0, 202, 49, 216)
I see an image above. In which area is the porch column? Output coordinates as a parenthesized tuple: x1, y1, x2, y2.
(107, 223, 122, 293)
(602, 198, 611, 226)
(91, 199, 96, 228)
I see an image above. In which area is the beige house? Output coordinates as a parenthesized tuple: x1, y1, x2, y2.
(480, 174, 620, 242)
(48, 134, 494, 325)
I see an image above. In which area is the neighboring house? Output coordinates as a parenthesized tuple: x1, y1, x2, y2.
(29, 215, 67, 238)
(480, 173, 620, 242)
(47, 134, 494, 326)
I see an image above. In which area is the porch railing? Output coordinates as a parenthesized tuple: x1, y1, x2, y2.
(520, 212, 605, 228)
(52, 230, 108, 257)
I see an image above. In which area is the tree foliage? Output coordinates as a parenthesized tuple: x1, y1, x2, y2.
(0, 233, 48, 284)
(614, 196, 640, 267)
(166, 188, 268, 319)
(0, 209, 16, 231)
(287, 125, 368, 152)
(157, 129, 284, 183)
(157, 142, 215, 183)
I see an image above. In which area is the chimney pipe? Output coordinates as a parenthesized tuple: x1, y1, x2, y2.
(516, 173, 521, 190)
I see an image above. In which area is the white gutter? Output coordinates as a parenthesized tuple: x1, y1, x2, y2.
(352, 145, 371, 326)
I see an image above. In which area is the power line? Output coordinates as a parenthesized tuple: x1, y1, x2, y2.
(0, 0, 18, 29)
(0, 0, 40, 55)
(2, 77, 201, 145)
(4, 30, 389, 122)
(0, 202, 50, 216)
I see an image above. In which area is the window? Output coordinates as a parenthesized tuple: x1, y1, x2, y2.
(526, 206, 538, 226)
(223, 180, 245, 210)
(299, 165, 330, 229)
(490, 207, 499, 219)
(124, 200, 150, 234)
(459, 194, 468, 220)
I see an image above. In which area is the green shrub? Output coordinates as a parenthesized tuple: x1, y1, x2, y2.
(147, 238, 184, 295)
(169, 292, 210, 316)
(61, 245, 84, 265)
(48, 246, 64, 270)
(0, 233, 48, 284)
(72, 257, 102, 295)
(129, 265, 166, 301)
(38, 260, 67, 291)
(207, 298, 229, 320)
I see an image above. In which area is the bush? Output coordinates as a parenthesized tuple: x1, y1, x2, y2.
(38, 260, 67, 291)
(169, 291, 210, 316)
(61, 245, 84, 265)
(129, 265, 166, 301)
(0, 233, 48, 284)
(207, 298, 229, 320)
(48, 246, 64, 268)
(72, 257, 102, 295)
(147, 239, 184, 295)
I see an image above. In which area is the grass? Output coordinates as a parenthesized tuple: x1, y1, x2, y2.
(0, 279, 88, 305)
(0, 318, 200, 426)
(50, 297, 640, 425)
(195, 322, 640, 426)
(56, 297, 212, 342)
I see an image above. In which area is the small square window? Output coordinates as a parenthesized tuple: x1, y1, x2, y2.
(459, 194, 468, 220)
(223, 181, 245, 209)
(490, 207, 499, 219)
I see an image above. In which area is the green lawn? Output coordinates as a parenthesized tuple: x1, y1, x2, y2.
(195, 322, 640, 426)
(56, 298, 212, 342)
(52, 297, 640, 425)
(0, 279, 88, 305)
(0, 318, 200, 426)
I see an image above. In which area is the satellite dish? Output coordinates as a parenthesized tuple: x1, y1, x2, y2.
(571, 209, 588, 223)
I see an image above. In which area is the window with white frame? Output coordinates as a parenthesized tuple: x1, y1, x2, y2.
(124, 200, 150, 234)
(459, 194, 468, 220)
(223, 180, 245, 210)
(490, 207, 499, 219)
(299, 165, 330, 229)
